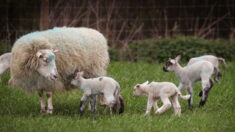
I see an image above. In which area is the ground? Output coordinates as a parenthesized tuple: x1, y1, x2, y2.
(0, 62, 234, 132)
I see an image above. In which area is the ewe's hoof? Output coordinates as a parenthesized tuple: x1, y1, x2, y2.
(155, 111, 160, 115)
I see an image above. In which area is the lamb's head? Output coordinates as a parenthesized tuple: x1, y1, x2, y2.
(163, 55, 181, 72)
(36, 49, 58, 80)
(133, 81, 149, 96)
(71, 71, 84, 86)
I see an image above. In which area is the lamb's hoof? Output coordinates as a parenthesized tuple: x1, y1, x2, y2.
(40, 107, 47, 113)
(46, 109, 53, 114)
(155, 111, 160, 115)
(199, 101, 205, 107)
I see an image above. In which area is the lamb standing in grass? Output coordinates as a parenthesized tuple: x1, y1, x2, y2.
(71, 71, 124, 115)
(187, 55, 227, 82)
(133, 81, 190, 116)
(0, 53, 11, 83)
(163, 55, 214, 108)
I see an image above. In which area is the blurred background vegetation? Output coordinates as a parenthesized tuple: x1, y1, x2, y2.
(0, 0, 234, 62)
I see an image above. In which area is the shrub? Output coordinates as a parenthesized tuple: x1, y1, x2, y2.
(109, 36, 235, 62)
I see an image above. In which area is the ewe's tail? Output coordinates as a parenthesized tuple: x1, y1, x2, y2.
(176, 89, 191, 100)
(218, 57, 227, 69)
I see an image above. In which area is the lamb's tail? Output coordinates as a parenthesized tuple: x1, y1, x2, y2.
(118, 95, 124, 114)
(218, 57, 227, 69)
(114, 84, 124, 114)
(176, 89, 191, 100)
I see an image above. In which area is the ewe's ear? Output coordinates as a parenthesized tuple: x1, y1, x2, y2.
(36, 51, 43, 58)
(175, 55, 181, 62)
(52, 49, 59, 54)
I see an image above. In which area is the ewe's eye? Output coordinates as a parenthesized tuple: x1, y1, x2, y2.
(166, 61, 172, 66)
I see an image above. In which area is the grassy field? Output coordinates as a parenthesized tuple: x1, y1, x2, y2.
(0, 62, 234, 132)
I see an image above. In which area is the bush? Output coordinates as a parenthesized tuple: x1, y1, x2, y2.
(0, 42, 12, 55)
(110, 36, 235, 62)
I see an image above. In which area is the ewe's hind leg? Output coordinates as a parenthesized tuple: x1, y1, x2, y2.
(46, 92, 53, 114)
(38, 90, 47, 113)
(172, 95, 181, 116)
(199, 79, 213, 107)
(155, 96, 171, 115)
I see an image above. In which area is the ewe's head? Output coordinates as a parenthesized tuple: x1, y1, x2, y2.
(71, 71, 84, 86)
(133, 81, 149, 96)
(163, 55, 181, 72)
(36, 49, 58, 80)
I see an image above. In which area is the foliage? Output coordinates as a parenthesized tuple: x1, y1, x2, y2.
(110, 36, 235, 62)
(0, 62, 234, 131)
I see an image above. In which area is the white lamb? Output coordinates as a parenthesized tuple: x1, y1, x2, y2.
(133, 81, 190, 116)
(71, 71, 124, 115)
(163, 55, 214, 108)
(187, 55, 227, 82)
(0, 53, 11, 83)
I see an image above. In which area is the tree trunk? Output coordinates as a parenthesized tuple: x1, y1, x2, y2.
(40, 0, 49, 30)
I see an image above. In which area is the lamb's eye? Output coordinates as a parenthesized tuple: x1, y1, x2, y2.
(167, 61, 172, 66)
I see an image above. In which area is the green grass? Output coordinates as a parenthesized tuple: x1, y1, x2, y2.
(0, 62, 234, 132)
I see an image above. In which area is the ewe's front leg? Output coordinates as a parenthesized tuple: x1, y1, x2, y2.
(38, 90, 47, 113)
(145, 96, 154, 116)
(155, 97, 171, 115)
(46, 92, 53, 114)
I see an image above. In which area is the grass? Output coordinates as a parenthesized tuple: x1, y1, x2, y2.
(0, 62, 234, 132)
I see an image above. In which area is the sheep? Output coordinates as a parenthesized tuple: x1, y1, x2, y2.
(9, 27, 109, 114)
(71, 71, 124, 115)
(0, 53, 11, 83)
(163, 55, 214, 108)
(133, 81, 190, 116)
(187, 55, 227, 82)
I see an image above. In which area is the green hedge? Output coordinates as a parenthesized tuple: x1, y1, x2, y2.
(0, 42, 12, 55)
(110, 36, 235, 62)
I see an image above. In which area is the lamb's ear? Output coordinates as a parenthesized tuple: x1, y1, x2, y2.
(175, 55, 181, 62)
(36, 51, 43, 58)
(142, 81, 149, 86)
(79, 71, 84, 77)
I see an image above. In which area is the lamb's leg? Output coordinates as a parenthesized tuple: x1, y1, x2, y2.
(145, 96, 154, 115)
(155, 96, 171, 115)
(46, 92, 53, 114)
(178, 83, 184, 91)
(172, 94, 181, 116)
(80, 94, 89, 116)
(38, 90, 46, 113)
(199, 79, 213, 107)
(153, 100, 159, 112)
(90, 95, 96, 113)
(187, 87, 193, 109)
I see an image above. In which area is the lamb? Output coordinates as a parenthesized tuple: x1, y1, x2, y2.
(133, 81, 190, 116)
(71, 71, 124, 115)
(0, 53, 11, 83)
(163, 55, 214, 108)
(9, 27, 109, 114)
(187, 55, 227, 82)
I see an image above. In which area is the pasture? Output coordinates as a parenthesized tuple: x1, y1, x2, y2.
(0, 62, 234, 132)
